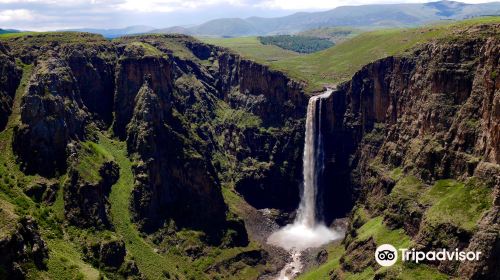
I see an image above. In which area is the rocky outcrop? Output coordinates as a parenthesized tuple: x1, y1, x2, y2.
(24, 179, 59, 205)
(458, 204, 500, 279)
(321, 29, 500, 278)
(0, 42, 21, 131)
(13, 55, 89, 177)
(213, 50, 308, 212)
(217, 53, 307, 126)
(85, 239, 126, 269)
(113, 42, 173, 138)
(64, 43, 116, 125)
(0, 217, 48, 279)
(126, 74, 228, 234)
(231, 124, 303, 211)
(64, 160, 119, 228)
(320, 34, 499, 219)
(116, 36, 307, 241)
(4, 33, 308, 234)
(205, 249, 268, 274)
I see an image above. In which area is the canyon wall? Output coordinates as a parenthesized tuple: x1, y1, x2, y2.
(321, 25, 499, 278)
(0, 42, 20, 130)
(1, 33, 308, 244)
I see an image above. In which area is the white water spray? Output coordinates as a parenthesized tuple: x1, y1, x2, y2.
(268, 89, 342, 279)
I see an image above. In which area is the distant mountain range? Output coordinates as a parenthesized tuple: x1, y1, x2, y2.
(62, 25, 155, 38)
(0, 29, 20, 35)
(67, 0, 500, 38)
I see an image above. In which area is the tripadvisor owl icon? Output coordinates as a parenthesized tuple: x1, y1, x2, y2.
(375, 244, 398, 267)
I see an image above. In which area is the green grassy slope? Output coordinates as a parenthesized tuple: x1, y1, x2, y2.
(200, 36, 301, 63)
(0, 62, 103, 280)
(101, 135, 189, 280)
(204, 16, 500, 92)
(272, 16, 500, 91)
(297, 27, 362, 46)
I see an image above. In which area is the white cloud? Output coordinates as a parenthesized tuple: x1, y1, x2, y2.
(0, 9, 36, 22)
(114, 0, 245, 12)
(255, 0, 348, 10)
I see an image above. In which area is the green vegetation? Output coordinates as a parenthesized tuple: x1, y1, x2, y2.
(259, 35, 334, 54)
(0, 31, 106, 44)
(390, 175, 426, 199)
(423, 178, 492, 231)
(356, 216, 411, 248)
(127, 41, 165, 57)
(388, 174, 492, 232)
(44, 238, 101, 280)
(297, 27, 361, 43)
(101, 135, 188, 279)
(0, 64, 102, 280)
(0, 31, 39, 39)
(205, 16, 500, 92)
(74, 141, 113, 183)
(200, 36, 301, 63)
(215, 101, 262, 129)
(297, 242, 345, 280)
(0, 29, 20, 35)
(271, 26, 451, 91)
(343, 216, 448, 280)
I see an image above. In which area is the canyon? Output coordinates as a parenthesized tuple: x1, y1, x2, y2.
(0, 21, 498, 280)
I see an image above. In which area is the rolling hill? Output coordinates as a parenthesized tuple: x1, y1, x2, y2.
(204, 16, 500, 92)
(155, 0, 500, 37)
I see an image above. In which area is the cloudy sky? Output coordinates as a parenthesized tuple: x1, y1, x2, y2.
(0, 0, 497, 30)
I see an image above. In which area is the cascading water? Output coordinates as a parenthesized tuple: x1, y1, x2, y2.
(296, 88, 327, 227)
(267, 89, 343, 280)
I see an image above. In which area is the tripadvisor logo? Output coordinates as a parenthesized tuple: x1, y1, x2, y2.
(375, 244, 398, 267)
(375, 244, 482, 267)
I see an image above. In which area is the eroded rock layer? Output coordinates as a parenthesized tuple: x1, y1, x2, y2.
(321, 26, 499, 278)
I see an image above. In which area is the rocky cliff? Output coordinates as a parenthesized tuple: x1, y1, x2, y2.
(318, 25, 500, 279)
(0, 209, 48, 279)
(0, 32, 309, 279)
(0, 42, 21, 131)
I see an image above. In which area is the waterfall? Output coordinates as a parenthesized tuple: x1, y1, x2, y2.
(296, 90, 329, 226)
(267, 89, 342, 280)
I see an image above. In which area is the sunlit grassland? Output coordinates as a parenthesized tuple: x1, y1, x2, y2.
(200, 36, 301, 63)
(204, 16, 500, 92)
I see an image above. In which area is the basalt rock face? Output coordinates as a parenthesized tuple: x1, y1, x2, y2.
(0, 217, 48, 279)
(7, 34, 116, 176)
(320, 56, 416, 222)
(115, 38, 226, 235)
(215, 54, 307, 211)
(217, 53, 307, 126)
(113, 42, 173, 138)
(116, 36, 307, 234)
(64, 160, 120, 228)
(321, 27, 500, 278)
(65, 44, 116, 125)
(13, 55, 89, 177)
(0, 42, 21, 131)
(230, 124, 304, 211)
(126, 76, 226, 233)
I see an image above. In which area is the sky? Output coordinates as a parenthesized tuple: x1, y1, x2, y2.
(0, 0, 498, 31)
